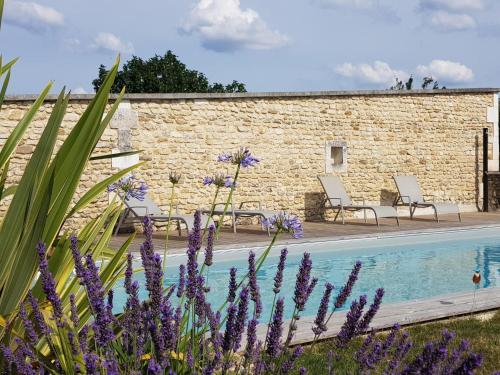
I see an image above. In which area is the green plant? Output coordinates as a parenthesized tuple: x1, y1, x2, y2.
(0, 0, 142, 331)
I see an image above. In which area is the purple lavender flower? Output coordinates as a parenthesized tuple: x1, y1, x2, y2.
(70, 293, 79, 328)
(334, 260, 362, 309)
(79, 325, 89, 354)
(293, 253, 314, 312)
(68, 331, 79, 355)
(81, 254, 114, 347)
(244, 318, 258, 364)
(273, 248, 288, 294)
(336, 295, 368, 348)
(84, 353, 99, 374)
(160, 300, 176, 351)
(248, 251, 262, 318)
(27, 291, 49, 336)
(124, 252, 134, 294)
(227, 267, 237, 303)
(204, 225, 215, 266)
(357, 288, 384, 334)
(19, 303, 38, 347)
(299, 367, 308, 375)
(266, 297, 284, 358)
(222, 303, 238, 353)
(233, 287, 250, 351)
(0, 344, 15, 373)
(107, 174, 148, 201)
(148, 358, 163, 374)
(281, 345, 304, 374)
(263, 212, 304, 239)
(313, 282, 334, 335)
(37, 242, 64, 327)
(148, 253, 164, 317)
(186, 233, 199, 300)
(177, 264, 186, 298)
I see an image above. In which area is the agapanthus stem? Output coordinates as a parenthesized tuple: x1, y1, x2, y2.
(163, 184, 176, 276)
(215, 164, 241, 239)
(203, 186, 220, 239)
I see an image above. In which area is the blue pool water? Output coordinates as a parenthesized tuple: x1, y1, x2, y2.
(113, 227, 500, 320)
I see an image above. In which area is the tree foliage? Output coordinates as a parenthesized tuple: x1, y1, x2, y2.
(390, 75, 446, 90)
(92, 51, 246, 94)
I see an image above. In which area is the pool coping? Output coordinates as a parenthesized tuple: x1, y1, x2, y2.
(255, 287, 500, 345)
(163, 223, 500, 255)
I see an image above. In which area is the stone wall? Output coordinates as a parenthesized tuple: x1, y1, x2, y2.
(1, 89, 498, 228)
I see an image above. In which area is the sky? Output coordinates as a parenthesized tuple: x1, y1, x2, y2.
(1, 0, 500, 94)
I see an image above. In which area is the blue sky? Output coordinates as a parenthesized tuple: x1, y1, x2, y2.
(1, 0, 499, 94)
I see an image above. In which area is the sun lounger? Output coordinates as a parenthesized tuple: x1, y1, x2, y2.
(114, 195, 212, 235)
(318, 175, 399, 226)
(392, 175, 461, 222)
(203, 201, 276, 235)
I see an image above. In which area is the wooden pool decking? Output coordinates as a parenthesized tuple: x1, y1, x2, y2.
(109, 211, 500, 343)
(109, 211, 500, 254)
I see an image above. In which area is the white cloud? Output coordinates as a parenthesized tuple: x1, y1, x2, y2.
(418, 0, 483, 31)
(428, 11, 476, 30)
(419, 0, 483, 12)
(4, 1, 64, 32)
(92, 32, 134, 54)
(335, 61, 409, 86)
(416, 60, 474, 82)
(180, 0, 289, 52)
(72, 87, 88, 94)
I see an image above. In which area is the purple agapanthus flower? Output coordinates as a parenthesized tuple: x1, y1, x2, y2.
(263, 212, 304, 239)
(203, 173, 235, 188)
(107, 175, 148, 201)
(217, 148, 260, 168)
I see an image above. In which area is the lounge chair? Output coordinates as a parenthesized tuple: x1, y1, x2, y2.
(392, 175, 461, 222)
(318, 175, 399, 226)
(203, 201, 276, 235)
(114, 195, 213, 235)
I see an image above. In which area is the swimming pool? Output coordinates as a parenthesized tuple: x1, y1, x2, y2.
(114, 227, 500, 320)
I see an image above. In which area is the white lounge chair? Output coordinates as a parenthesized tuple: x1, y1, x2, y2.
(114, 195, 213, 235)
(318, 175, 399, 226)
(392, 175, 461, 222)
(203, 201, 276, 235)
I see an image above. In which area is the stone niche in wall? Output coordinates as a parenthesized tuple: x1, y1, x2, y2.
(325, 140, 347, 173)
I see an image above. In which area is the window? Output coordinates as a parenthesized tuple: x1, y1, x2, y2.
(325, 141, 347, 173)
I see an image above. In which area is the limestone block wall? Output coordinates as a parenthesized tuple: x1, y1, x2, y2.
(0, 89, 497, 229)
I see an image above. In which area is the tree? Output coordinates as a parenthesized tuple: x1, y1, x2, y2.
(389, 75, 445, 90)
(92, 51, 247, 93)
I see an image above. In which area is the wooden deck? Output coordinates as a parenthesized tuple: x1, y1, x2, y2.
(109, 211, 500, 254)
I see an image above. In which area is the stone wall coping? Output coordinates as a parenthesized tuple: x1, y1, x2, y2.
(5, 88, 500, 102)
